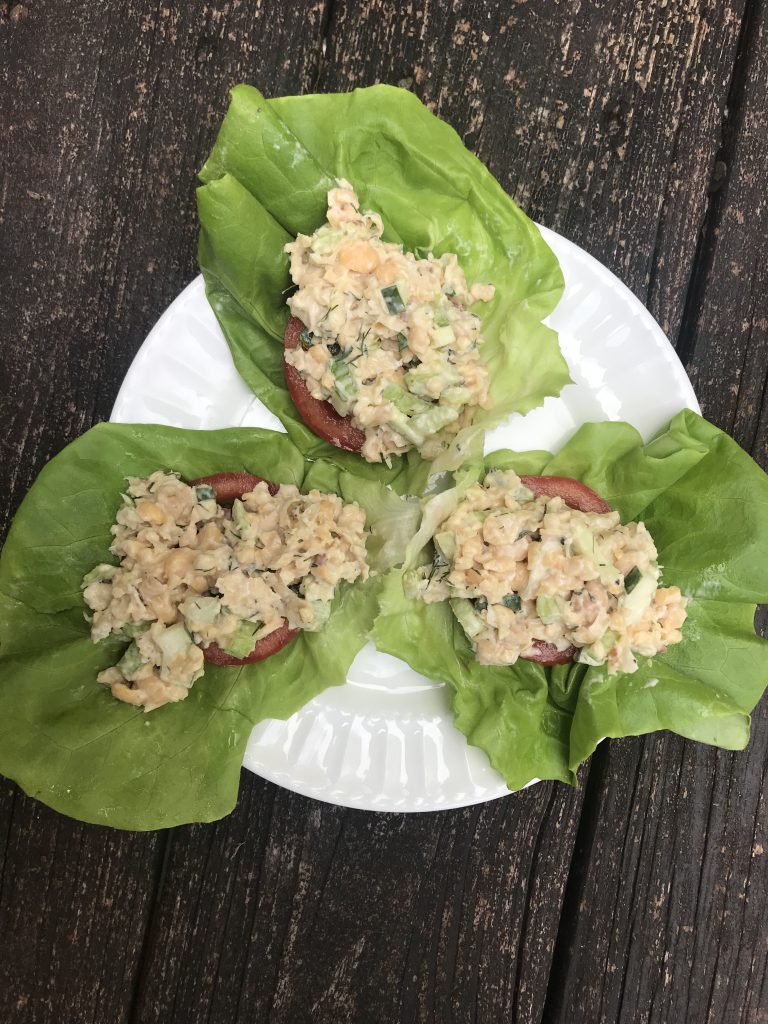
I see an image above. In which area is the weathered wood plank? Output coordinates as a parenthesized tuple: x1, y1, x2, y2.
(1, 2, 764, 1024)
(541, 4, 768, 1020)
(0, 0, 327, 540)
(318, 0, 745, 343)
(0, 796, 163, 1024)
(0, 3, 328, 1022)
(129, 775, 583, 1024)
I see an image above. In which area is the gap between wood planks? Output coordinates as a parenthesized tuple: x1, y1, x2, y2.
(674, 0, 761, 374)
(540, 1, 762, 1019)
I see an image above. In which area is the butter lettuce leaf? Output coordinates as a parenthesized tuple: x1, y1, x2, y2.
(374, 410, 768, 788)
(197, 84, 569, 484)
(0, 423, 405, 830)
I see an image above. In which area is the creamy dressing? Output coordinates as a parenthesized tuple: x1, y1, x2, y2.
(285, 181, 494, 463)
(83, 472, 368, 711)
(408, 469, 687, 674)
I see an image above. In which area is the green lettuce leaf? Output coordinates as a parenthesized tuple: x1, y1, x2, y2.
(374, 410, 768, 788)
(197, 84, 569, 482)
(0, 423, 407, 830)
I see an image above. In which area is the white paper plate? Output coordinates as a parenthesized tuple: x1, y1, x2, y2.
(111, 226, 699, 811)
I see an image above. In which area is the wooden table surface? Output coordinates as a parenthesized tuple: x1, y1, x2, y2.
(1, 2, 767, 1022)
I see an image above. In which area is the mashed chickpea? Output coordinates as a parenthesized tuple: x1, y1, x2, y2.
(83, 472, 368, 711)
(408, 469, 687, 674)
(285, 181, 494, 463)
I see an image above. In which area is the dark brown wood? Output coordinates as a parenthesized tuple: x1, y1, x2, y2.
(0, 795, 163, 1024)
(319, 0, 746, 341)
(539, 3, 768, 1021)
(1, 2, 766, 1023)
(126, 779, 583, 1024)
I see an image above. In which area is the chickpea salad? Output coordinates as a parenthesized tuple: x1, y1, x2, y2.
(404, 469, 688, 675)
(284, 181, 495, 463)
(82, 471, 368, 712)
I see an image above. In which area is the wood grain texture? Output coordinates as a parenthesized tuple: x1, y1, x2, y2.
(0, 3, 326, 1022)
(681, 0, 768, 467)
(318, 0, 745, 341)
(539, 4, 768, 1021)
(0, 0, 327, 540)
(129, 776, 584, 1024)
(1, 2, 767, 1023)
(0, 796, 163, 1024)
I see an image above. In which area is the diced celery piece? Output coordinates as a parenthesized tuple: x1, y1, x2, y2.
(222, 621, 260, 659)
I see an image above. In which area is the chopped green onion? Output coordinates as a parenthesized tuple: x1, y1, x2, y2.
(381, 285, 405, 314)
(624, 567, 641, 593)
(396, 331, 408, 351)
(300, 328, 315, 349)
(195, 484, 216, 502)
(502, 593, 522, 612)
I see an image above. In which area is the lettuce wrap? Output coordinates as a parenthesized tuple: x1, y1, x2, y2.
(0, 423, 417, 830)
(373, 410, 768, 788)
(197, 84, 569, 487)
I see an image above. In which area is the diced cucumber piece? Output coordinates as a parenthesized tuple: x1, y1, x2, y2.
(433, 325, 455, 347)
(81, 564, 118, 588)
(232, 498, 250, 537)
(382, 384, 432, 419)
(387, 408, 428, 447)
(186, 596, 221, 625)
(576, 630, 617, 667)
(432, 304, 450, 327)
(194, 484, 216, 502)
(624, 566, 641, 593)
(450, 598, 485, 639)
(409, 404, 459, 439)
(502, 593, 522, 612)
(312, 227, 344, 255)
(536, 595, 565, 624)
(396, 331, 409, 350)
(300, 328, 315, 349)
(381, 285, 405, 314)
(434, 531, 457, 561)
(332, 359, 358, 404)
(572, 528, 619, 585)
(310, 600, 331, 629)
(572, 528, 597, 558)
(222, 621, 261, 659)
(117, 642, 144, 679)
(115, 621, 150, 641)
(405, 364, 462, 396)
(621, 571, 658, 624)
(442, 386, 472, 408)
(484, 469, 520, 492)
(156, 622, 193, 664)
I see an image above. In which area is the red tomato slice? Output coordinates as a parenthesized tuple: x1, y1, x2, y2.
(188, 472, 298, 664)
(283, 316, 366, 453)
(201, 621, 299, 666)
(190, 471, 279, 503)
(520, 475, 612, 514)
(519, 474, 612, 665)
